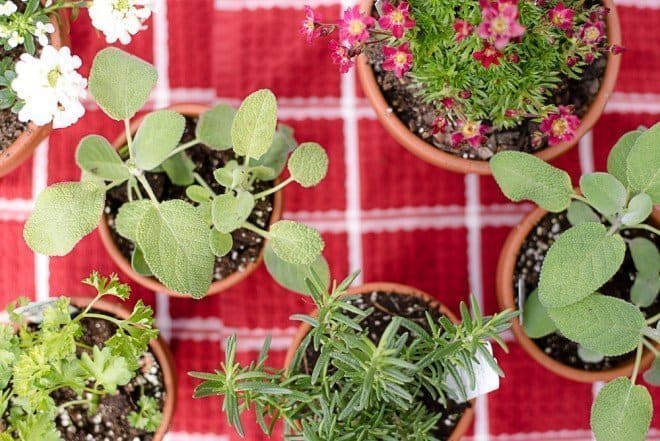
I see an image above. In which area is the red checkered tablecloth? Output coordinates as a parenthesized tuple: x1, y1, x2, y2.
(0, 1, 659, 440)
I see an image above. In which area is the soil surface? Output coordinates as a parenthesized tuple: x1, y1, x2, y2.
(300, 291, 469, 440)
(514, 212, 660, 371)
(365, 4, 607, 161)
(0, 47, 29, 154)
(105, 117, 275, 282)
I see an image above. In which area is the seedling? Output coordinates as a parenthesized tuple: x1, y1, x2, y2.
(23, 48, 329, 298)
(0, 272, 162, 440)
(190, 271, 516, 439)
(491, 124, 660, 441)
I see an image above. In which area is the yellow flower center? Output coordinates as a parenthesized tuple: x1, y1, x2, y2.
(349, 19, 365, 35)
(492, 17, 508, 34)
(391, 10, 405, 25)
(551, 118, 568, 136)
(585, 26, 599, 41)
(47, 69, 60, 88)
(115, 0, 131, 11)
(394, 51, 407, 65)
(462, 121, 479, 137)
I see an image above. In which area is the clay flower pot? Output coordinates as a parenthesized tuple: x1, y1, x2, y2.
(496, 206, 659, 383)
(284, 282, 474, 441)
(69, 297, 176, 439)
(0, 13, 70, 178)
(356, 0, 622, 175)
(97, 104, 284, 297)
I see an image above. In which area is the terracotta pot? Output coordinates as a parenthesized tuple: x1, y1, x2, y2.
(97, 104, 284, 297)
(0, 12, 70, 178)
(40, 297, 175, 440)
(356, 0, 622, 175)
(284, 282, 474, 441)
(496, 206, 659, 383)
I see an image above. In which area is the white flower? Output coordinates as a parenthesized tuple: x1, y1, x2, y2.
(7, 30, 23, 48)
(0, 1, 17, 17)
(11, 45, 87, 129)
(88, 0, 153, 45)
(34, 20, 55, 46)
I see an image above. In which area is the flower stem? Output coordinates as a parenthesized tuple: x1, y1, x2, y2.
(136, 173, 160, 206)
(124, 119, 135, 161)
(254, 177, 294, 200)
(84, 312, 124, 329)
(58, 399, 90, 412)
(646, 313, 660, 325)
(622, 224, 660, 236)
(242, 222, 271, 239)
(167, 139, 200, 160)
(630, 343, 644, 385)
(194, 173, 216, 196)
(642, 338, 659, 356)
(570, 194, 590, 205)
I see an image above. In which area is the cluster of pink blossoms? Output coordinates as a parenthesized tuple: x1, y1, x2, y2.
(301, 2, 415, 77)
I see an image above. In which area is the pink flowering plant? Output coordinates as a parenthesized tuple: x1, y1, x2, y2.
(302, 0, 623, 151)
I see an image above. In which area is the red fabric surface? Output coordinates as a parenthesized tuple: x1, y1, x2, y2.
(0, 1, 659, 440)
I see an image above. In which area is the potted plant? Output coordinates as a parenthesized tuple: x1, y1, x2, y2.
(0, 272, 176, 440)
(190, 271, 516, 440)
(491, 125, 659, 441)
(0, 0, 154, 177)
(22, 47, 330, 298)
(301, 0, 622, 174)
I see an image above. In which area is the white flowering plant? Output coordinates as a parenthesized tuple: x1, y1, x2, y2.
(23, 48, 331, 299)
(0, 0, 153, 129)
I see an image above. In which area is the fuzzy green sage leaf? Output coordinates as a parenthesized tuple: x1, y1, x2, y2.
(627, 123, 660, 203)
(548, 294, 646, 356)
(539, 223, 625, 308)
(162, 152, 195, 186)
(643, 358, 660, 386)
(249, 128, 296, 181)
(269, 220, 324, 265)
(231, 89, 278, 160)
(567, 200, 600, 226)
(621, 193, 653, 226)
(264, 242, 330, 295)
(630, 274, 660, 308)
(490, 151, 573, 212)
(197, 104, 236, 150)
(134, 110, 186, 171)
(522, 288, 556, 339)
(591, 377, 652, 441)
(630, 237, 660, 276)
(212, 192, 255, 234)
(131, 247, 153, 276)
(89, 48, 157, 121)
(24, 181, 105, 256)
(580, 173, 627, 217)
(115, 199, 151, 243)
(75, 135, 129, 181)
(288, 142, 328, 188)
(607, 130, 642, 188)
(209, 229, 233, 257)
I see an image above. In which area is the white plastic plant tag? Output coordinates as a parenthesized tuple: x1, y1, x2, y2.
(13, 299, 79, 324)
(444, 342, 500, 403)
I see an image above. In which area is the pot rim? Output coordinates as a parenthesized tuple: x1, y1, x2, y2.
(495, 205, 659, 383)
(356, 0, 622, 175)
(96, 103, 284, 298)
(283, 282, 474, 441)
(0, 12, 70, 178)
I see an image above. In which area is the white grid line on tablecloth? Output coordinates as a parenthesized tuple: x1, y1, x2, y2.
(32, 140, 49, 302)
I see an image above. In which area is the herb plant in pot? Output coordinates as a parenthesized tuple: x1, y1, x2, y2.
(190, 271, 516, 440)
(23, 47, 329, 299)
(302, 0, 622, 174)
(0, 0, 154, 177)
(0, 272, 175, 440)
(491, 126, 660, 441)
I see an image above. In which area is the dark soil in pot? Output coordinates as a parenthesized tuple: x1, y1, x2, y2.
(364, 2, 607, 161)
(514, 211, 659, 371)
(299, 291, 469, 440)
(0, 47, 29, 153)
(105, 117, 275, 281)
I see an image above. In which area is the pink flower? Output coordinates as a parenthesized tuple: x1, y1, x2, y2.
(441, 97, 455, 108)
(432, 115, 448, 135)
(382, 42, 413, 78)
(473, 42, 504, 68)
(609, 44, 625, 55)
(329, 39, 354, 73)
(539, 106, 580, 146)
(453, 19, 474, 42)
(379, 1, 415, 39)
(548, 3, 574, 31)
(477, 0, 525, 49)
(579, 20, 605, 45)
(301, 6, 323, 43)
(451, 120, 489, 148)
(338, 5, 374, 45)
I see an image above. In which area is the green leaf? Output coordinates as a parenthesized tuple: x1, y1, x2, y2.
(577, 345, 604, 363)
(269, 220, 324, 265)
(522, 289, 556, 338)
(630, 237, 660, 276)
(115, 199, 151, 243)
(231, 89, 278, 160)
(248, 128, 295, 181)
(538, 223, 625, 308)
(186, 185, 214, 203)
(131, 247, 153, 276)
(264, 242, 330, 295)
(547, 294, 646, 356)
(630, 274, 659, 308)
(288, 142, 329, 188)
(209, 229, 233, 257)
(591, 377, 652, 441)
(75, 135, 129, 181)
(80, 346, 132, 394)
(643, 357, 660, 386)
(621, 193, 653, 226)
(24, 181, 106, 256)
(490, 151, 573, 212)
(136, 200, 215, 298)
(567, 200, 600, 226)
(627, 123, 660, 203)
(212, 192, 255, 234)
(89, 48, 158, 121)
(196, 104, 236, 150)
(607, 130, 642, 188)
(133, 110, 186, 170)
(580, 173, 627, 216)
(162, 152, 195, 186)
